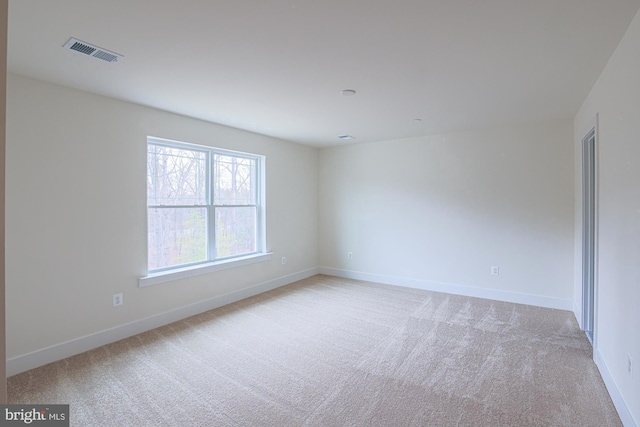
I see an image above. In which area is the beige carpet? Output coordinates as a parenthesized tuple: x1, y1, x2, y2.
(8, 275, 621, 426)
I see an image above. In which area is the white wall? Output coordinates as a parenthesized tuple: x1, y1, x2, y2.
(5, 73, 318, 361)
(574, 9, 640, 426)
(0, 0, 7, 403)
(319, 121, 575, 308)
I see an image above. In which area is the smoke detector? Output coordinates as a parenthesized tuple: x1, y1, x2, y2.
(63, 38, 123, 63)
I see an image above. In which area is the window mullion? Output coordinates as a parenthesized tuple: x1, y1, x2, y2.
(208, 152, 216, 261)
(208, 206, 215, 261)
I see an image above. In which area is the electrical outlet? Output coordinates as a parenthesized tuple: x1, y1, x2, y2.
(281, 257, 286, 265)
(628, 353, 633, 378)
(347, 252, 353, 259)
(113, 293, 123, 307)
(491, 266, 500, 276)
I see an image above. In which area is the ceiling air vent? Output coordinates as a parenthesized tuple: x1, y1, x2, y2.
(63, 38, 123, 63)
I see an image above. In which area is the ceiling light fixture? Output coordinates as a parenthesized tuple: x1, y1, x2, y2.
(338, 134, 355, 140)
(340, 89, 357, 96)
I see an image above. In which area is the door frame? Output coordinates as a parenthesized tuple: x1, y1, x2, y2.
(581, 124, 598, 348)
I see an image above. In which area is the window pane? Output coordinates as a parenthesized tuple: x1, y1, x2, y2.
(148, 207, 207, 270)
(148, 144, 207, 206)
(214, 155, 256, 205)
(215, 206, 256, 258)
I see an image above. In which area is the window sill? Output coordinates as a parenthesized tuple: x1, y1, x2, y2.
(139, 253, 273, 288)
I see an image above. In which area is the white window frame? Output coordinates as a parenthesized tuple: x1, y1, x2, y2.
(140, 136, 269, 287)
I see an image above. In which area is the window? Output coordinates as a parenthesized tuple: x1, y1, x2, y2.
(146, 137, 265, 274)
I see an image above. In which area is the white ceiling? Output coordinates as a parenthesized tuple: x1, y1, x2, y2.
(8, 0, 640, 147)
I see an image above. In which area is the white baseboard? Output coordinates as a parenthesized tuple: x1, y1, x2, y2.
(595, 348, 637, 427)
(318, 267, 573, 311)
(6, 268, 319, 377)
